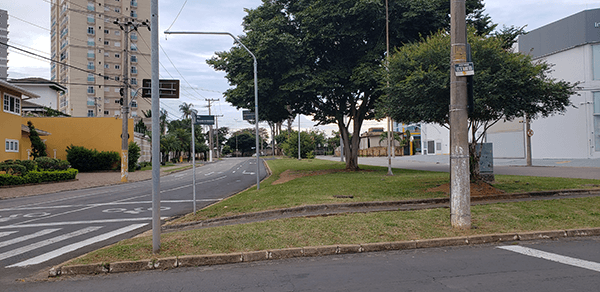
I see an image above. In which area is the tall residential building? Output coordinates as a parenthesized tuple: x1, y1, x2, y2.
(0, 9, 9, 80)
(50, 0, 150, 117)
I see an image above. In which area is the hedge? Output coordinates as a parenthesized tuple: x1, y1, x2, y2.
(0, 168, 78, 186)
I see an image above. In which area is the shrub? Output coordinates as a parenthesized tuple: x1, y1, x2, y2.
(16, 160, 38, 172)
(128, 142, 141, 172)
(0, 164, 27, 175)
(35, 157, 70, 171)
(66, 145, 119, 172)
(0, 168, 78, 186)
(27, 121, 47, 158)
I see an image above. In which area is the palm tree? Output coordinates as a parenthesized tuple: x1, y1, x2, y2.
(179, 102, 193, 120)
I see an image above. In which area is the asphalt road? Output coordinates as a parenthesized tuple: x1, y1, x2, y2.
(0, 157, 266, 284)
(8, 237, 600, 291)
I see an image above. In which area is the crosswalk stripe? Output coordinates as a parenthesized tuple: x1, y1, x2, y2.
(0, 231, 17, 238)
(498, 245, 600, 273)
(0, 226, 102, 262)
(0, 229, 61, 249)
(0, 218, 152, 229)
(7, 223, 148, 268)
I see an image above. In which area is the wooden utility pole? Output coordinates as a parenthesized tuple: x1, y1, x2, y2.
(449, 0, 471, 229)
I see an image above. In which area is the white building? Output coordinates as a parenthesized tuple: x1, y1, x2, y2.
(8, 77, 67, 110)
(488, 9, 600, 159)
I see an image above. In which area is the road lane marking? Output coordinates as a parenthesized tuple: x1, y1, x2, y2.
(0, 226, 102, 261)
(498, 245, 600, 273)
(7, 223, 148, 268)
(0, 228, 61, 248)
(205, 172, 215, 176)
(0, 199, 222, 212)
(0, 218, 161, 229)
(0, 231, 17, 238)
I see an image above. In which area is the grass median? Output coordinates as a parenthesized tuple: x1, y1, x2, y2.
(65, 158, 600, 266)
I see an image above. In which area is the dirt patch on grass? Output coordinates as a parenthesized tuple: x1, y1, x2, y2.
(426, 182, 505, 197)
(272, 169, 373, 185)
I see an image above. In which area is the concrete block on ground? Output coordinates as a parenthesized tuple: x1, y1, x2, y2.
(518, 230, 567, 241)
(303, 245, 337, 257)
(416, 237, 468, 249)
(154, 257, 178, 270)
(178, 253, 243, 267)
(337, 244, 362, 254)
(361, 241, 416, 252)
(467, 233, 518, 245)
(242, 251, 268, 262)
(269, 247, 303, 260)
(59, 263, 108, 276)
(565, 228, 600, 237)
(110, 260, 154, 273)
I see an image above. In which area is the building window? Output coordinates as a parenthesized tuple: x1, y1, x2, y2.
(131, 77, 137, 85)
(115, 76, 120, 81)
(104, 64, 109, 69)
(104, 110, 110, 115)
(104, 40, 109, 46)
(594, 45, 600, 80)
(115, 99, 121, 104)
(88, 49, 95, 58)
(104, 29, 109, 34)
(87, 37, 95, 46)
(104, 76, 110, 80)
(115, 31, 121, 36)
(87, 26, 95, 35)
(115, 53, 120, 58)
(87, 61, 95, 70)
(130, 10, 137, 18)
(130, 43, 137, 51)
(115, 7, 121, 13)
(115, 41, 121, 47)
(115, 64, 120, 69)
(104, 52, 109, 58)
(131, 66, 137, 74)
(130, 32, 137, 40)
(130, 55, 137, 63)
(88, 73, 95, 82)
(131, 101, 137, 108)
(87, 86, 95, 94)
(3, 94, 21, 115)
(87, 109, 95, 117)
(5, 139, 19, 153)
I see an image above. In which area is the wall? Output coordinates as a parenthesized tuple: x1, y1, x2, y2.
(21, 117, 134, 161)
(0, 88, 24, 161)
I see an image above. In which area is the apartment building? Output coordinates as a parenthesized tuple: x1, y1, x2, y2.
(0, 9, 9, 80)
(50, 0, 150, 117)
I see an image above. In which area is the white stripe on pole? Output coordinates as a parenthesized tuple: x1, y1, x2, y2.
(0, 226, 102, 261)
(7, 224, 147, 267)
(498, 245, 600, 273)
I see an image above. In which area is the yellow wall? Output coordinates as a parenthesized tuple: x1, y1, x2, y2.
(1, 88, 25, 162)
(21, 117, 134, 161)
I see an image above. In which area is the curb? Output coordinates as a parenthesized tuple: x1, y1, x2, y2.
(163, 188, 600, 232)
(49, 227, 600, 278)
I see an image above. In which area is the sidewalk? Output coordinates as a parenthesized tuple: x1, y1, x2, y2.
(317, 155, 600, 180)
(0, 163, 194, 200)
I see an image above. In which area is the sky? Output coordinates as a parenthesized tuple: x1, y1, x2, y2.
(2, 0, 600, 137)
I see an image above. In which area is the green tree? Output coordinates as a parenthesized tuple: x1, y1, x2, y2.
(226, 130, 256, 156)
(280, 130, 316, 159)
(179, 102, 193, 120)
(208, 0, 485, 170)
(27, 121, 47, 158)
(128, 141, 141, 171)
(379, 29, 577, 180)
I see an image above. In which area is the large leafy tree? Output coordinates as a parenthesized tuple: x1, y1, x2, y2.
(208, 0, 484, 170)
(378, 29, 577, 180)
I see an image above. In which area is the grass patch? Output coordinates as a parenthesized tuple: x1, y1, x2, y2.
(68, 196, 600, 265)
(174, 158, 600, 223)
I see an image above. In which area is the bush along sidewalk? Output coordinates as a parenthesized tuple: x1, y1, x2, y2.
(0, 158, 78, 186)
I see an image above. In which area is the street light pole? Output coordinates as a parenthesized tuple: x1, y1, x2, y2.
(164, 31, 261, 190)
(150, 0, 160, 254)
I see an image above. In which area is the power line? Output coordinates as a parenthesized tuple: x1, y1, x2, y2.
(166, 0, 188, 32)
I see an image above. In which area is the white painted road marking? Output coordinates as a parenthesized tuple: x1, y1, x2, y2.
(0, 228, 60, 248)
(0, 218, 156, 229)
(7, 223, 148, 268)
(498, 245, 600, 273)
(0, 226, 102, 261)
(0, 231, 17, 238)
(205, 172, 215, 176)
(0, 199, 222, 212)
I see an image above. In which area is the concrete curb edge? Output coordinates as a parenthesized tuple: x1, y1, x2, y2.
(48, 227, 600, 278)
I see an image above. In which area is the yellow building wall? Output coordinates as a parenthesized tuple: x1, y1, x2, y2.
(1, 88, 26, 162)
(20, 117, 134, 161)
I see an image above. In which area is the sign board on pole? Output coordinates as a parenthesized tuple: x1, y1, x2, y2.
(142, 79, 180, 98)
(454, 62, 475, 77)
(195, 115, 215, 125)
(242, 110, 255, 121)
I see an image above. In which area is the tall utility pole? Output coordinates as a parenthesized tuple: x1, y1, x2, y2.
(205, 98, 218, 162)
(214, 114, 224, 159)
(298, 114, 301, 160)
(386, 0, 393, 176)
(150, 0, 160, 254)
(114, 18, 150, 183)
(449, 0, 471, 229)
